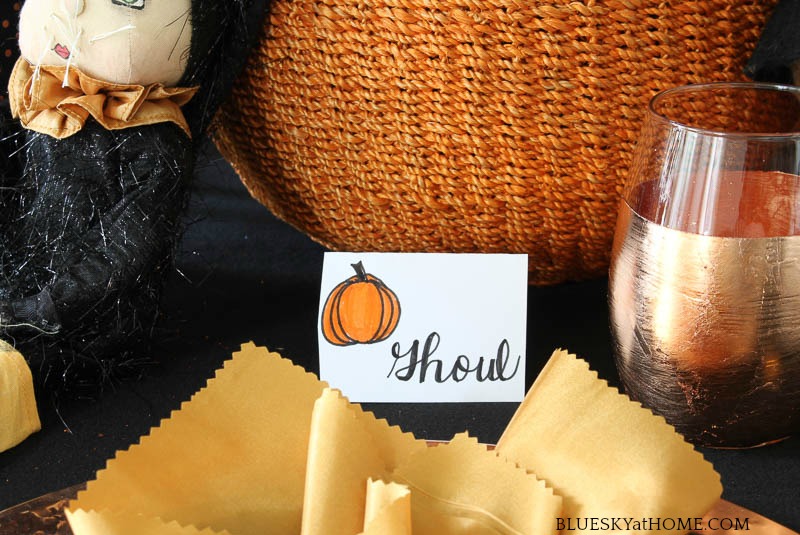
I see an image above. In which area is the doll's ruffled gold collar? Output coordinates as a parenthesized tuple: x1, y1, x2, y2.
(9, 58, 198, 140)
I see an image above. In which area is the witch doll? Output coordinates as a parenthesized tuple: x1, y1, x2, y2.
(0, 0, 264, 392)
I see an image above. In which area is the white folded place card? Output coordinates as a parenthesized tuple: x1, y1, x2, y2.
(318, 252, 528, 403)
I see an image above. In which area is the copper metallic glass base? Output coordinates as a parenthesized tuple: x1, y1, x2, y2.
(610, 202, 800, 448)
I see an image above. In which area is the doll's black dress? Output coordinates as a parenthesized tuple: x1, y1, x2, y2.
(0, 121, 193, 385)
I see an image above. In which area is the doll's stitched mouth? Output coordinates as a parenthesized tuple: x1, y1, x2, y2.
(54, 44, 71, 60)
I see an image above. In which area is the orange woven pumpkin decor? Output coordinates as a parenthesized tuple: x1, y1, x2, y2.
(321, 261, 401, 346)
(213, 0, 779, 284)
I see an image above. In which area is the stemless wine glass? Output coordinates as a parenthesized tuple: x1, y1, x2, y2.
(609, 82, 800, 448)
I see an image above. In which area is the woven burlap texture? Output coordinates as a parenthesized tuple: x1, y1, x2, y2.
(213, 0, 778, 285)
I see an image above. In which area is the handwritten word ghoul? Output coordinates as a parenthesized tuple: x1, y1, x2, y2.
(388, 332, 521, 384)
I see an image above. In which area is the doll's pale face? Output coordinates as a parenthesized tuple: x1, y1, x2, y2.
(19, 0, 193, 86)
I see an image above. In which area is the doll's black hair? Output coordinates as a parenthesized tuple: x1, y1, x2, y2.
(183, 0, 267, 141)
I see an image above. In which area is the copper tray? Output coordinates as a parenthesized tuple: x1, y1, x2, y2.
(1, 484, 797, 535)
(0, 483, 84, 535)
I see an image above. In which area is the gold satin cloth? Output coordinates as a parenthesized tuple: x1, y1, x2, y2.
(8, 58, 197, 139)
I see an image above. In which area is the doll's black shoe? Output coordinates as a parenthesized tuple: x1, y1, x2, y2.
(1, 290, 61, 335)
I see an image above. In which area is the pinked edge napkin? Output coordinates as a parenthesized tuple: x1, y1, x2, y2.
(64, 344, 722, 535)
(0, 340, 41, 453)
(496, 349, 723, 535)
(66, 343, 326, 535)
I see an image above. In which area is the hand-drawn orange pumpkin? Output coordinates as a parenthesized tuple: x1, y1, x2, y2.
(321, 261, 401, 346)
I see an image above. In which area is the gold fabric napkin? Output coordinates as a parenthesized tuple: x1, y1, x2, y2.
(363, 479, 412, 534)
(388, 433, 561, 534)
(300, 387, 426, 535)
(0, 340, 40, 453)
(497, 349, 723, 534)
(65, 343, 721, 534)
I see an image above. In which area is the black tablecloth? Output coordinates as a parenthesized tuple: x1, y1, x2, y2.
(1, 144, 798, 529)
